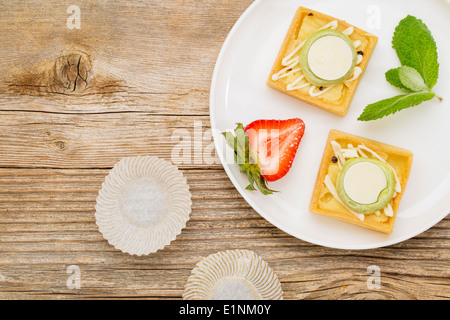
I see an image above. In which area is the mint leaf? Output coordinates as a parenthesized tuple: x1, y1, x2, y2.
(398, 65, 428, 92)
(392, 15, 439, 89)
(385, 68, 410, 90)
(358, 91, 435, 121)
(386, 66, 428, 92)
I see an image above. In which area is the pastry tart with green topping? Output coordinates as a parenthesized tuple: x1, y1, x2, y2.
(267, 7, 378, 117)
(310, 130, 413, 233)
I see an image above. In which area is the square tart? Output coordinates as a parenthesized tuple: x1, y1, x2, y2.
(267, 7, 378, 117)
(310, 130, 414, 234)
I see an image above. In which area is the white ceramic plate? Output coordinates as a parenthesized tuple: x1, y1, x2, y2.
(210, 0, 450, 249)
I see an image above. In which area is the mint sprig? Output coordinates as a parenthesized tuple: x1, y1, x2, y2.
(358, 15, 440, 121)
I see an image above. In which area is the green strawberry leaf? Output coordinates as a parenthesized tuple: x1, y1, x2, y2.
(392, 15, 439, 89)
(222, 124, 278, 195)
(252, 168, 276, 195)
(398, 65, 428, 92)
(245, 173, 256, 191)
(234, 123, 248, 165)
(358, 91, 435, 121)
(222, 131, 236, 150)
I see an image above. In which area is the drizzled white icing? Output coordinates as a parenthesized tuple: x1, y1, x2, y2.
(353, 40, 362, 48)
(272, 20, 365, 97)
(324, 175, 364, 221)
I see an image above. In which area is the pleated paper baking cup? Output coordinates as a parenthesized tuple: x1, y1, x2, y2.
(95, 156, 191, 256)
(183, 249, 283, 300)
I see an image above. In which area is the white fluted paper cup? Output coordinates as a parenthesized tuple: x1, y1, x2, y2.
(95, 156, 191, 256)
(183, 249, 283, 300)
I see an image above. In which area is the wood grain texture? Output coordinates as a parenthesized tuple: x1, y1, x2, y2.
(0, 0, 448, 300)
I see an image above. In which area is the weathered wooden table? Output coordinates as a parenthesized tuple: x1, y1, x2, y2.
(0, 0, 448, 300)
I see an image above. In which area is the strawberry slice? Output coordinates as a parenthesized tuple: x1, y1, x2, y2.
(222, 118, 305, 195)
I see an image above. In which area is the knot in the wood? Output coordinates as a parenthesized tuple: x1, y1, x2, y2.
(54, 140, 67, 151)
(54, 52, 92, 93)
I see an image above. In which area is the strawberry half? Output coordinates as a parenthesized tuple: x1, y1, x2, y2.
(222, 118, 305, 195)
(245, 118, 305, 182)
